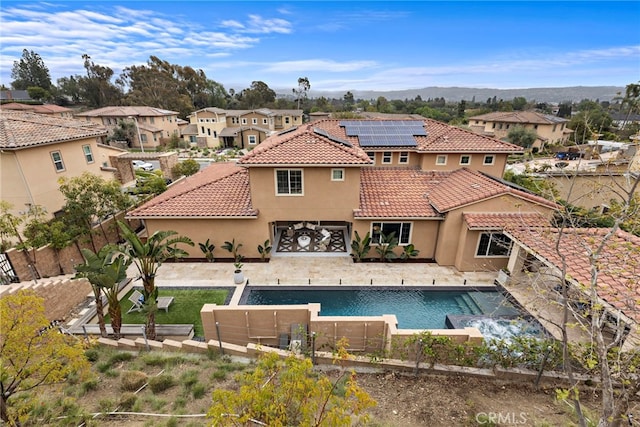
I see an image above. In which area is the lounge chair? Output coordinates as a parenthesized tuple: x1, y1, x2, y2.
(127, 290, 175, 313)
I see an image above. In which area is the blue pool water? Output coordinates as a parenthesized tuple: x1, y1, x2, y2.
(244, 288, 521, 329)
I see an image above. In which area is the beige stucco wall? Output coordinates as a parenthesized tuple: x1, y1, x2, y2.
(365, 150, 420, 167)
(351, 219, 441, 260)
(434, 196, 555, 271)
(190, 110, 227, 147)
(469, 120, 570, 146)
(545, 173, 640, 210)
(77, 114, 180, 150)
(248, 166, 361, 222)
(419, 153, 507, 177)
(1, 137, 116, 218)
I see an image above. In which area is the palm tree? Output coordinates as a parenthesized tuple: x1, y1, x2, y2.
(75, 245, 131, 338)
(117, 221, 193, 340)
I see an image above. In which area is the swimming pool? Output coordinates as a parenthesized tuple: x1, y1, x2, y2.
(241, 287, 521, 329)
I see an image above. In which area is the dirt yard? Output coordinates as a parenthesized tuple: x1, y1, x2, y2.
(25, 348, 617, 427)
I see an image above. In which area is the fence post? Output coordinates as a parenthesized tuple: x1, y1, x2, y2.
(311, 332, 316, 365)
(414, 339, 423, 376)
(141, 326, 150, 351)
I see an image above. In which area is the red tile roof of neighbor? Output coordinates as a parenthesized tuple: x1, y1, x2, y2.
(506, 227, 640, 323)
(464, 212, 551, 229)
(311, 118, 523, 153)
(128, 162, 257, 218)
(238, 124, 372, 166)
(467, 111, 568, 125)
(74, 106, 178, 117)
(0, 110, 106, 149)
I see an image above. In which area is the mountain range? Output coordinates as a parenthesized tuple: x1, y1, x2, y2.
(277, 86, 626, 104)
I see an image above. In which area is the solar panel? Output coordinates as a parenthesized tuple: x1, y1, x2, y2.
(358, 134, 418, 147)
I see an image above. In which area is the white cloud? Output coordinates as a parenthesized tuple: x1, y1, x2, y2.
(263, 59, 379, 73)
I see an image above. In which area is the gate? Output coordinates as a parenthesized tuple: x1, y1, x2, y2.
(0, 252, 19, 285)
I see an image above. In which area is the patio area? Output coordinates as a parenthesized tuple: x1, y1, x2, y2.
(274, 223, 348, 255)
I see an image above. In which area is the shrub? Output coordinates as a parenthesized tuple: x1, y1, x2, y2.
(80, 378, 99, 395)
(211, 370, 226, 381)
(109, 352, 134, 364)
(181, 370, 199, 389)
(118, 392, 138, 411)
(121, 370, 148, 391)
(191, 383, 206, 399)
(149, 374, 176, 394)
(84, 348, 100, 362)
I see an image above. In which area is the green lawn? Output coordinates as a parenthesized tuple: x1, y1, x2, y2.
(108, 288, 229, 337)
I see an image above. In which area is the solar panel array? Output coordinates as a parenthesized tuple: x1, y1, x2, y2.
(339, 120, 426, 147)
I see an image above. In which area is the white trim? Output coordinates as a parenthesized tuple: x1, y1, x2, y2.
(475, 231, 512, 257)
(51, 150, 65, 172)
(483, 154, 495, 165)
(436, 154, 448, 165)
(331, 168, 345, 181)
(275, 169, 304, 196)
(399, 151, 409, 164)
(382, 151, 392, 164)
(459, 154, 471, 165)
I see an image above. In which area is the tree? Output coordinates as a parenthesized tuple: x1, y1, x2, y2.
(26, 86, 49, 101)
(0, 202, 42, 279)
(117, 221, 193, 340)
(75, 246, 131, 339)
(172, 159, 200, 177)
(342, 91, 355, 111)
(236, 81, 276, 109)
(569, 108, 613, 144)
(0, 290, 90, 425)
(293, 77, 311, 110)
(619, 81, 640, 130)
(507, 126, 538, 149)
(10, 49, 52, 91)
(208, 352, 375, 426)
(512, 96, 528, 111)
(77, 54, 123, 107)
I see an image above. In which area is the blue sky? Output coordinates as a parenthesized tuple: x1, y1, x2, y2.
(1, 1, 639, 93)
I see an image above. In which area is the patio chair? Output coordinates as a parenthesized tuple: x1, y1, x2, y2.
(127, 290, 145, 314)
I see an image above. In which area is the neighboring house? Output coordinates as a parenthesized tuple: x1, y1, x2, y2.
(74, 106, 181, 150)
(184, 108, 303, 148)
(467, 111, 572, 150)
(1, 102, 74, 118)
(0, 110, 123, 219)
(129, 118, 561, 272)
(610, 112, 640, 129)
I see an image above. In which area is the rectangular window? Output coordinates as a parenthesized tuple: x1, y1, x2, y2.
(436, 155, 447, 165)
(331, 168, 344, 181)
(382, 152, 392, 164)
(276, 169, 303, 195)
(285, 117, 290, 124)
(460, 155, 471, 165)
(140, 134, 147, 143)
(553, 124, 557, 132)
(252, 118, 257, 125)
(483, 155, 495, 165)
(371, 222, 412, 245)
(201, 126, 205, 134)
(207, 129, 211, 136)
(189, 136, 197, 143)
(248, 135, 257, 145)
(476, 232, 512, 257)
(399, 152, 409, 164)
(263, 118, 268, 124)
(242, 118, 247, 125)
(149, 117, 155, 124)
(367, 152, 375, 162)
(492, 123, 496, 129)
(51, 151, 65, 172)
(82, 145, 94, 163)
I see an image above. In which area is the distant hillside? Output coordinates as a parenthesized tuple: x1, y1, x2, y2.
(279, 86, 625, 103)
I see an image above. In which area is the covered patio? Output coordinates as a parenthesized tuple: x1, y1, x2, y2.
(273, 221, 349, 256)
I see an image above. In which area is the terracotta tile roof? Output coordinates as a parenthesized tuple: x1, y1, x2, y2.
(468, 111, 568, 125)
(506, 227, 640, 324)
(74, 106, 178, 117)
(311, 119, 523, 153)
(238, 124, 372, 166)
(428, 168, 558, 212)
(464, 212, 550, 229)
(128, 162, 257, 218)
(356, 168, 444, 218)
(0, 110, 106, 149)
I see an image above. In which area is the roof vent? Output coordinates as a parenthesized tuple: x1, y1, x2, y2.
(470, 183, 482, 189)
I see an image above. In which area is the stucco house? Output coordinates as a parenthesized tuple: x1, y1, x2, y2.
(1, 102, 74, 118)
(129, 118, 559, 272)
(0, 110, 125, 219)
(467, 111, 573, 150)
(74, 106, 181, 150)
(183, 108, 303, 148)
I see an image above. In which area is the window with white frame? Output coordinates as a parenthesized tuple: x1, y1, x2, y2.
(190, 136, 197, 143)
(263, 118, 268, 124)
(483, 155, 495, 165)
(399, 152, 409, 164)
(242, 118, 247, 124)
(331, 168, 344, 181)
(285, 117, 290, 124)
(252, 118, 257, 125)
(82, 145, 94, 163)
(248, 135, 257, 145)
(476, 232, 512, 257)
(460, 155, 471, 165)
(382, 152, 392, 164)
(275, 169, 303, 195)
(367, 152, 375, 162)
(232, 117, 239, 124)
(436, 155, 447, 165)
(51, 151, 65, 172)
(371, 222, 412, 245)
